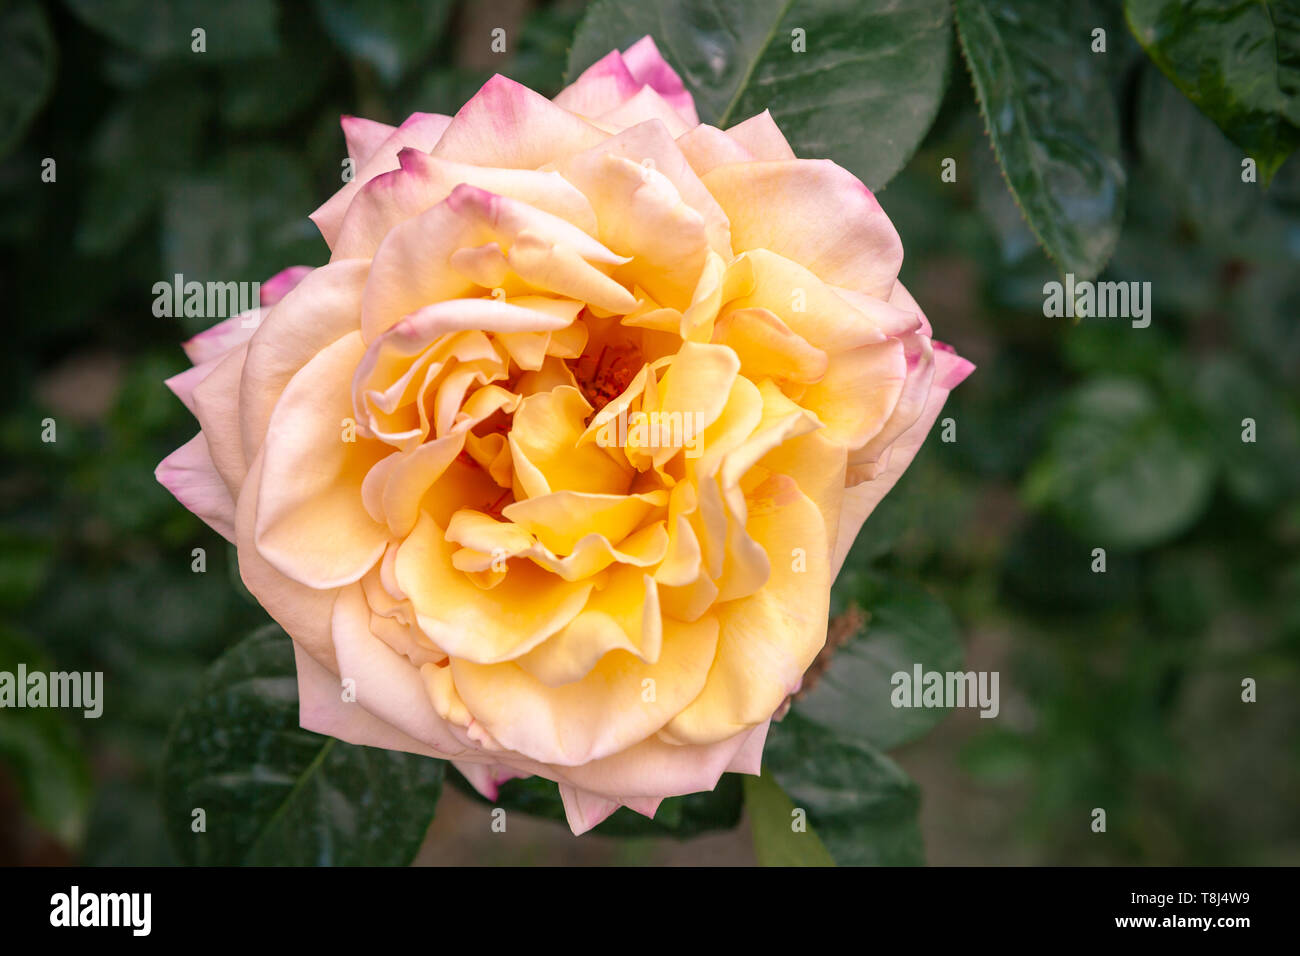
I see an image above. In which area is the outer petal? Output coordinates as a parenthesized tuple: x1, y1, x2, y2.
(239, 258, 369, 461)
(449, 614, 719, 767)
(311, 112, 453, 250)
(165, 354, 224, 415)
(832, 345, 974, 578)
(676, 124, 754, 177)
(621, 36, 699, 126)
(553, 721, 764, 800)
(558, 785, 620, 835)
(190, 344, 250, 494)
(155, 433, 236, 542)
(340, 115, 395, 166)
(431, 75, 608, 168)
(596, 86, 692, 137)
(236, 448, 341, 672)
(330, 584, 474, 756)
(726, 110, 796, 161)
(294, 639, 444, 758)
(334, 149, 599, 260)
(452, 760, 529, 802)
(553, 50, 640, 118)
(848, 332, 936, 477)
(887, 277, 933, 336)
(254, 331, 389, 589)
(724, 718, 770, 775)
(259, 265, 313, 307)
(555, 786, 663, 835)
(181, 310, 261, 366)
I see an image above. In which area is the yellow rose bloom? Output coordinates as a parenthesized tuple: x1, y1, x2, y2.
(157, 38, 972, 834)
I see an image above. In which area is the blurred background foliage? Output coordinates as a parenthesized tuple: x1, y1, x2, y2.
(0, 0, 1297, 865)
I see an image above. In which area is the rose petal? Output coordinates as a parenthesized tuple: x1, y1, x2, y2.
(554, 721, 763, 800)
(556, 146, 711, 309)
(294, 638, 444, 758)
(799, 339, 908, 448)
(514, 566, 663, 685)
(724, 719, 770, 775)
(553, 50, 641, 117)
(662, 485, 829, 745)
(311, 112, 453, 249)
(450, 613, 719, 766)
(621, 36, 698, 126)
(259, 265, 313, 307)
(181, 310, 261, 366)
(452, 759, 529, 801)
(726, 110, 796, 160)
(340, 115, 395, 166)
(239, 258, 368, 460)
(165, 354, 224, 415)
(334, 149, 599, 260)
(396, 511, 595, 665)
(832, 345, 974, 577)
(703, 159, 903, 299)
(509, 386, 634, 498)
(236, 449, 342, 671)
(558, 784, 620, 835)
(432, 74, 608, 168)
(676, 124, 755, 177)
(155, 433, 236, 542)
(596, 85, 693, 137)
(190, 344, 250, 494)
(330, 584, 473, 756)
(254, 331, 389, 589)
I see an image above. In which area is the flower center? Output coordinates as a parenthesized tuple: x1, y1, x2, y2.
(571, 340, 643, 411)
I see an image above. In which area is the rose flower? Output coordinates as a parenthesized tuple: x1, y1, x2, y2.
(157, 38, 972, 834)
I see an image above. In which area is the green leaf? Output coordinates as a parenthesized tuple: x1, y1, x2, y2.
(813, 573, 965, 751)
(1125, 0, 1300, 184)
(1024, 377, 1215, 550)
(972, 130, 1039, 264)
(764, 712, 923, 865)
(1136, 65, 1261, 233)
(0, 628, 92, 847)
(743, 768, 835, 866)
(450, 767, 745, 838)
(0, 0, 56, 159)
(65, 0, 279, 61)
(567, 0, 952, 191)
(1135, 64, 1300, 264)
(313, 0, 453, 86)
(955, 0, 1126, 279)
(160, 625, 445, 865)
